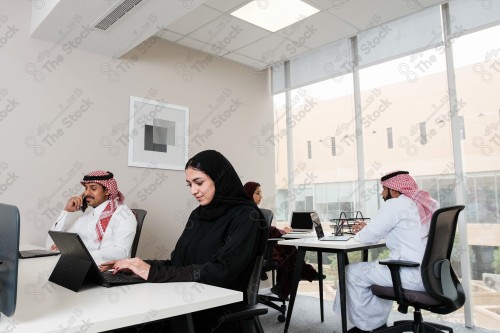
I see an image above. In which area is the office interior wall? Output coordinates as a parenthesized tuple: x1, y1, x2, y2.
(0, 1, 274, 259)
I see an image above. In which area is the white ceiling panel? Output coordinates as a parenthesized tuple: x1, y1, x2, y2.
(203, 0, 247, 13)
(236, 33, 313, 66)
(30, 0, 448, 69)
(279, 11, 358, 50)
(223, 52, 268, 69)
(166, 5, 222, 35)
(155, 29, 183, 42)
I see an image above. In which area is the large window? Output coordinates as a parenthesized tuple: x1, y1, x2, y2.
(452, 25, 500, 304)
(271, 1, 500, 329)
(274, 75, 357, 221)
(359, 48, 454, 217)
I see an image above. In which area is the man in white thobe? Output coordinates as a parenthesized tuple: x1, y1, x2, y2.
(46, 170, 136, 265)
(333, 171, 439, 333)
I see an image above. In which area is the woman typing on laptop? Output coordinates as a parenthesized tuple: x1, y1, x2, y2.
(243, 181, 323, 300)
(100, 150, 267, 332)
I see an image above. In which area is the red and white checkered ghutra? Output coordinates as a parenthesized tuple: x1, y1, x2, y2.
(381, 171, 438, 224)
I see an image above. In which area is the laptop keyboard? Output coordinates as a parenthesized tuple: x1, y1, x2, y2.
(101, 270, 145, 284)
(19, 249, 60, 259)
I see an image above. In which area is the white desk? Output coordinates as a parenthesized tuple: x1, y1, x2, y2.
(0, 256, 242, 333)
(278, 237, 385, 333)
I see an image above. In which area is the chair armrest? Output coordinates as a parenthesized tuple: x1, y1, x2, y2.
(379, 260, 419, 268)
(377, 260, 420, 304)
(222, 303, 269, 322)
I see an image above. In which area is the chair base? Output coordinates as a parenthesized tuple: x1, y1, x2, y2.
(377, 309, 453, 333)
(258, 294, 286, 322)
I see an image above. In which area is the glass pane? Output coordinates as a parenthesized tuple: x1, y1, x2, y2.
(277, 74, 359, 223)
(453, 24, 500, 330)
(273, 93, 288, 221)
(360, 48, 453, 179)
(272, 63, 285, 93)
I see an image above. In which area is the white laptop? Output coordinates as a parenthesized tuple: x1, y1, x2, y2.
(311, 212, 352, 241)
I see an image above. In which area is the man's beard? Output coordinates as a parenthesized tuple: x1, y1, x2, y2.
(383, 191, 393, 201)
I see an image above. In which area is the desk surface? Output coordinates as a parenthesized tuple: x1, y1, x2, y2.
(278, 237, 385, 250)
(0, 256, 242, 333)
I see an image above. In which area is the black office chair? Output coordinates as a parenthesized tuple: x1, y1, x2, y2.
(258, 208, 287, 323)
(130, 209, 147, 258)
(220, 211, 269, 333)
(370, 205, 465, 333)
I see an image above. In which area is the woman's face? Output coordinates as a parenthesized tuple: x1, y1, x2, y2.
(185, 167, 215, 206)
(253, 186, 263, 205)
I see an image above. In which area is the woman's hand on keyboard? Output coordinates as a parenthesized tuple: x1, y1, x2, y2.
(100, 258, 150, 280)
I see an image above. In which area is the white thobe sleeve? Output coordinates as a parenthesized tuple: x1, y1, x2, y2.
(354, 201, 397, 244)
(45, 210, 81, 248)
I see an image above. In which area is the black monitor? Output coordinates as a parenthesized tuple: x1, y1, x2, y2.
(0, 203, 20, 317)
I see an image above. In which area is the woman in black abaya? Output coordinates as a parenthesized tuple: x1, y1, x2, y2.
(101, 150, 267, 332)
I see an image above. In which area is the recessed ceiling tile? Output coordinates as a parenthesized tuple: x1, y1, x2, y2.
(223, 52, 268, 69)
(156, 29, 183, 42)
(203, 0, 248, 13)
(278, 11, 358, 50)
(304, 0, 338, 10)
(235, 33, 312, 65)
(166, 5, 222, 35)
(189, 15, 270, 53)
(176, 36, 229, 56)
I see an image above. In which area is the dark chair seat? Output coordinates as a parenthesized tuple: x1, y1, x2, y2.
(370, 285, 442, 307)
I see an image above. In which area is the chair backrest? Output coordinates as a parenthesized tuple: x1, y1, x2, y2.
(421, 205, 465, 312)
(260, 208, 274, 228)
(259, 209, 276, 272)
(130, 209, 147, 258)
(246, 209, 271, 304)
(247, 254, 265, 305)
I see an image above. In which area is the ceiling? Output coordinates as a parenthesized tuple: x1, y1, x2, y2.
(31, 0, 445, 69)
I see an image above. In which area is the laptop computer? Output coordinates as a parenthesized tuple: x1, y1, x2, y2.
(48, 230, 145, 292)
(19, 248, 60, 259)
(288, 211, 315, 233)
(311, 212, 352, 241)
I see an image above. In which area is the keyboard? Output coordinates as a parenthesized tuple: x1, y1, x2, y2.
(319, 235, 352, 241)
(101, 270, 145, 284)
(19, 249, 60, 259)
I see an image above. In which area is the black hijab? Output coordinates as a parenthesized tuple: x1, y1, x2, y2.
(185, 150, 258, 221)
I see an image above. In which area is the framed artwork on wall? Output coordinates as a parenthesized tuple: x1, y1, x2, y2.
(128, 96, 189, 170)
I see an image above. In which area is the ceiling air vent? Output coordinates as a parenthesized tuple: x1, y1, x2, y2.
(94, 0, 144, 31)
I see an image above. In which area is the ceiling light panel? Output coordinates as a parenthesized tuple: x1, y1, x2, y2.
(231, 0, 320, 32)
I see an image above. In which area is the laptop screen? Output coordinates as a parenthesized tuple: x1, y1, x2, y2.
(311, 212, 325, 238)
(290, 211, 315, 230)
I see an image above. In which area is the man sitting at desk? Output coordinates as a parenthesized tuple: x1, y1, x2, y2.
(46, 170, 136, 265)
(333, 171, 439, 333)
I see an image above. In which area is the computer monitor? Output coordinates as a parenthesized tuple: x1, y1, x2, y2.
(0, 203, 20, 317)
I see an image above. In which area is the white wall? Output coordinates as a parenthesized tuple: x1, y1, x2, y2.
(0, 1, 275, 259)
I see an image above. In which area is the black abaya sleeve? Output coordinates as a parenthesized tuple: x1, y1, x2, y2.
(145, 259, 198, 282)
